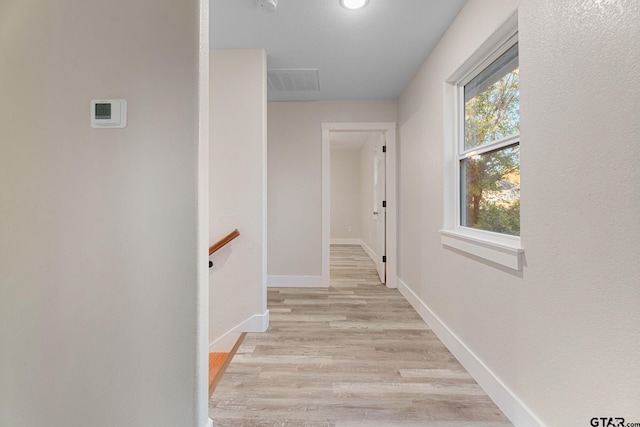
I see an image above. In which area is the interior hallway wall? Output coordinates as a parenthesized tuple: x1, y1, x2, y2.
(209, 49, 268, 347)
(0, 1, 203, 425)
(397, 0, 640, 425)
(268, 100, 397, 280)
(330, 148, 361, 242)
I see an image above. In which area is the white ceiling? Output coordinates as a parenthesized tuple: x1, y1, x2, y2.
(210, 0, 468, 101)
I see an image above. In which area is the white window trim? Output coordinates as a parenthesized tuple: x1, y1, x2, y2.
(441, 12, 523, 271)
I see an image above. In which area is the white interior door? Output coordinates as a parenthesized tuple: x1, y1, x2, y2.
(373, 134, 386, 283)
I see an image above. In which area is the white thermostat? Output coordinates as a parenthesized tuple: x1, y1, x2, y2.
(91, 99, 127, 128)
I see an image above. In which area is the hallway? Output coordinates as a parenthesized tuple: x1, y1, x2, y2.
(209, 245, 512, 426)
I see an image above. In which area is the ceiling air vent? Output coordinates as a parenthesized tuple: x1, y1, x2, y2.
(267, 68, 320, 92)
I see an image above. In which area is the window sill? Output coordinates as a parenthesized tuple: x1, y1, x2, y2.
(440, 229, 523, 271)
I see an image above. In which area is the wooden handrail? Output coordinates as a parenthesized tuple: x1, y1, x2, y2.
(209, 229, 240, 255)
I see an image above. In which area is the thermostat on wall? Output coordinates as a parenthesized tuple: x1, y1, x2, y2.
(91, 99, 127, 128)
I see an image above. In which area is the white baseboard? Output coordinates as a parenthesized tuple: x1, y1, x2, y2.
(207, 418, 214, 427)
(209, 310, 269, 352)
(359, 239, 378, 264)
(360, 240, 390, 286)
(250, 310, 269, 332)
(267, 275, 327, 288)
(209, 332, 243, 352)
(397, 279, 544, 427)
(330, 238, 362, 245)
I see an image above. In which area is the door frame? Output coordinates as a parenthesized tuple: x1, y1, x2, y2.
(321, 122, 397, 289)
(197, 0, 211, 425)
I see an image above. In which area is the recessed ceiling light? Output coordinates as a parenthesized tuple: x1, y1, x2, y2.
(340, 0, 369, 10)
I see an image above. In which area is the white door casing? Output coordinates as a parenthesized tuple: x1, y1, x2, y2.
(373, 134, 386, 283)
(321, 122, 397, 289)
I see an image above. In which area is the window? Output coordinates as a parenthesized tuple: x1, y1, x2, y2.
(441, 16, 523, 270)
(460, 42, 520, 236)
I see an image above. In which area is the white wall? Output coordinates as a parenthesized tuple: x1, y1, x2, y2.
(330, 148, 361, 241)
(398, 0, 640, 425)
(209, 49, 268, 347)
(268, 101, 397, 278)
(0, 1, 205, 426)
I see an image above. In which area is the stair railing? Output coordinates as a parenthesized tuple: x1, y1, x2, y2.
(209, 229, 240, 267)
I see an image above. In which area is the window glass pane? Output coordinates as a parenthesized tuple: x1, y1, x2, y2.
(460, 144, 520, 236)
(464, 43, 519, 151)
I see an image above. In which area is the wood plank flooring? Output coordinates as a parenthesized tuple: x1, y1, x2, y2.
(209, 245, 512, 426)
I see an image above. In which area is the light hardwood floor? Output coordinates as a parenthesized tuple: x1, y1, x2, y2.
(209, 245, 512, 426)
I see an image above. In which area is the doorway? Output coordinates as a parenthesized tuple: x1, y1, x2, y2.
(321, 122, 397, 289)
(329, 131, 386, 283)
